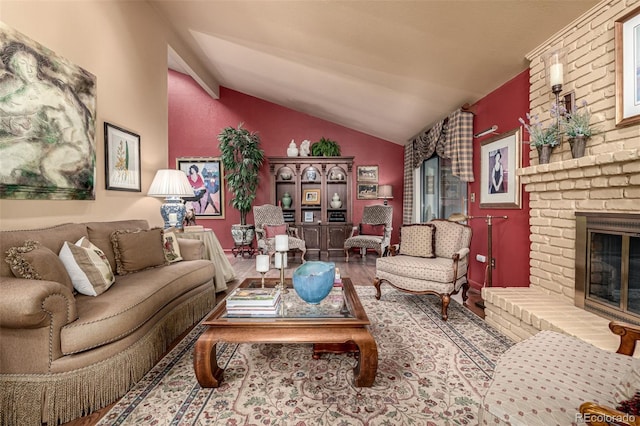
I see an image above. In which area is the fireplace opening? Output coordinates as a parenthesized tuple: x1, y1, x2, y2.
(575, 212, 640, 325)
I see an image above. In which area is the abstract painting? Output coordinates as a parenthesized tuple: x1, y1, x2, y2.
(0, 22, 97, 200)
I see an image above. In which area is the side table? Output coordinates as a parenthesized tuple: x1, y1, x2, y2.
(179, 229, 236, 292)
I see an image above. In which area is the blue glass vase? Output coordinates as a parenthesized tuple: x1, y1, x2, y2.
(292, 261, 335, 304)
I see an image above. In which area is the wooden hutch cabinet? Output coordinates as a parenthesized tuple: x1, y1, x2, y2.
(267, 156, 354, 259)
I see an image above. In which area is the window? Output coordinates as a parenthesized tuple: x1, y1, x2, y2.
(417, 156, 466, 222)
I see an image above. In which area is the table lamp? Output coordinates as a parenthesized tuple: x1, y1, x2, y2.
(148, 169, 195, 230)
(377, 185, 393, 205)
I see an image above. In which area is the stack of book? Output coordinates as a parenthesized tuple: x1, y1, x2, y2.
(225, 288, 281, 316)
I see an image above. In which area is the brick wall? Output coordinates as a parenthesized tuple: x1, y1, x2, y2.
(520, 0, 640, 303)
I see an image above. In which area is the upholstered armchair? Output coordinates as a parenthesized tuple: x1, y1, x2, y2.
(253, 204, 306, 263)
(344, 205, 393, 262)
(373, 220, 471, 320)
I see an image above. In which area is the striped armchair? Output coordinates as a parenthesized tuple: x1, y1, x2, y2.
(344, 205, 393, 262)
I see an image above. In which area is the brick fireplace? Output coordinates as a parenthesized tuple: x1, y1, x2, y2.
(482, 0, 640, 349)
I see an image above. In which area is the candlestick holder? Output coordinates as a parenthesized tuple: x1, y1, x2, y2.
(259, 271, 266, 289)
(276, 251, 288, 293)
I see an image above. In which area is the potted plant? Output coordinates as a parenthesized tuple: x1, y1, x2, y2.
(218, 123, 265, 246)
(562, 100, 595, 158)
(518, 107, 560, 164)
(311, 137, 341, 156)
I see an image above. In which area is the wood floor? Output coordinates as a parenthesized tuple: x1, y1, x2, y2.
(62, 253, 484, 426)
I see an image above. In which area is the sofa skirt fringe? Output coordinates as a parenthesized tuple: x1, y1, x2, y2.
(0, 288, 215, 426)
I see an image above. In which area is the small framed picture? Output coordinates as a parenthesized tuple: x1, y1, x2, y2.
(302, 189, 321, 205)
(104, 122, 141, 192)
(357, 165, 378, 182)
(480, 127, 522, 209)
(177, 157, 225, 218)
(357, 183, 378, 199)
(304, 211, 314, 222)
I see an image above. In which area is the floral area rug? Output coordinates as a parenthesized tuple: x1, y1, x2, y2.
(98, 286, 513, 426)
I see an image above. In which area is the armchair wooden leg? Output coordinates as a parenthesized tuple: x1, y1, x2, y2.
(300, 247, 307, 263)
(441, 294, 450, 321)
(345, 248, 350, 262)
(462, 282, 469, 302)
(373, 278, 382, 300)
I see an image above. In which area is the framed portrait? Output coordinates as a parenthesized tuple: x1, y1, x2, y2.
(302, 189, 321, 205)
(357, 183, 378, 200)
(304, 211, 314, 222)
(480, 127, 522, 209)
(615, 5, 640, 127)
(105, 123, 141, 192)
(357, 165, 379, 182)
(176, 157, 225, 218)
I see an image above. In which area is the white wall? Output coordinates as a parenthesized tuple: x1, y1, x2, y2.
(0, 1, 215, 230)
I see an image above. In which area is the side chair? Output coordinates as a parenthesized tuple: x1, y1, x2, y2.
(344, 204, 393, 262)
(253, 204, 306, 263)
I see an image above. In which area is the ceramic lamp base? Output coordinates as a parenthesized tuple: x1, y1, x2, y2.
(160, 197, 186, 230)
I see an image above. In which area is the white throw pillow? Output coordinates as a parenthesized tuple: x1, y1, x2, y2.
(163, 230, 183, 263)
(59, 237, 115, 296)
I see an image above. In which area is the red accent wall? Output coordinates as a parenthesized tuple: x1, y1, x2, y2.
(168, 70, 404, 250)
(467, 70, 531, 289)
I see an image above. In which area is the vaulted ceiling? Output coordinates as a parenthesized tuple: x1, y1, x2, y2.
(151, 0, 600, 144)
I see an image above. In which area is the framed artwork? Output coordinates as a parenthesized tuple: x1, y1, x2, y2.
(302, 189, 321, 205)
(615, 5, 640, 127)
(0, 22, 97, 200)
(480, 127, 522, 209)
(357, 165, 379, 182)
(176, 157, 225, 218)
(304, 211, 314, 222)
(357, 183, 378, 199)
(104, 123, 141, 192)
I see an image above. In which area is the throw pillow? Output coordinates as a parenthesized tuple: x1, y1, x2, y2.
(360, 223, 385, 236)
(264, 224, 288, 238)
(614, 359, 640, 402)
(111, 228, 167, 275)
(5, 240, 74, 291)
(163, 230, 183, 263)
(59, 237, 115, 296)
(398, 224, 436, 258)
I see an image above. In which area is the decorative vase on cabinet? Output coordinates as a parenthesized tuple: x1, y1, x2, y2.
(330, 193, 342, 209)
(282, 192, 292, 209)
(287, 140, 299, 157)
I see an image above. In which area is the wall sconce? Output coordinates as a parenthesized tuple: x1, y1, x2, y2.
(377, 185, 393, 205)
(544, 48, 568, 142)
(148, 169, 195, 229)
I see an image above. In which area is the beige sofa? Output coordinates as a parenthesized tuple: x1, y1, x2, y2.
(0, 220, 217, 426)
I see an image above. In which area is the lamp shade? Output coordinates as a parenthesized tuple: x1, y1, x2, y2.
(378, 185, 393, 199)
(148, 169, 195, 198)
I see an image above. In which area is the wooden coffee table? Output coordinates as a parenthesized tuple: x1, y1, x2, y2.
(193, 277, 378, 388)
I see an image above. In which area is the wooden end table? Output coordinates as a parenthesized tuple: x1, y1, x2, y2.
(193, 277, 377, 388)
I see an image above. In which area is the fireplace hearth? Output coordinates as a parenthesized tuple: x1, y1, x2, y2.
(575, 212, 640, 325)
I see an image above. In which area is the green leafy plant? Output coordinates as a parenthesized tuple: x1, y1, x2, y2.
(562, 100, 596, 138)
(311, 137, 341, 156)
(217, 123, 265, 225)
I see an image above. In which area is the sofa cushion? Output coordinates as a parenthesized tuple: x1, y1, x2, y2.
(264, 224, 287, 238)
(377, 254, 454, 283)
(60, 259, 214, 355)
(86, 220, 149, 272)
(111, 228, 167, 275)
(478, 330, 635, 426)
(162, 231, 183, 263)
(431, 220, 466, 258)
(399, 224, 436, 258)
(59, 237, 115, 296)
(360, 223, 385, 236)
(1, 223, 88, 278)
(5, 240, 73, 291)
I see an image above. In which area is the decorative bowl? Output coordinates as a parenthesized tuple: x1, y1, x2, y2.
(280, 172, 292, 180)
(292, 261, 335, 304)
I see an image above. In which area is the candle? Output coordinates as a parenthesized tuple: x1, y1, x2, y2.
(275, 234, 289, 252)
(549, 63, 563, 87)
(274, 252, 288, 269)
(256, 255, 269, 273)
(168, 213, 178, 224)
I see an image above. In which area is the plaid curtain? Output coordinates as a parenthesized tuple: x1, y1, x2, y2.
(443, 110, 475, 182)
(411, 119, 446, 169)
(403, 143, 413, 224)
